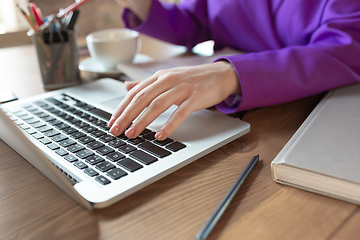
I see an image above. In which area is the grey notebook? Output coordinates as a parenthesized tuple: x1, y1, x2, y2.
(271, 83, 360, 204)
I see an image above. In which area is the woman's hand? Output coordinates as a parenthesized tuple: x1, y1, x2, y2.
(108, 61, 241, 141)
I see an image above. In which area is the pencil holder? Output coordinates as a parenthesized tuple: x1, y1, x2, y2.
(29, 30, 81, 90)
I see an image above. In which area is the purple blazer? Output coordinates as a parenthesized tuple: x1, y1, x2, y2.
(122, 0, 360, 114)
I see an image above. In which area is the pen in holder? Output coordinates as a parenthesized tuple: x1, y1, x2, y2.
(28, 29, 81, 90)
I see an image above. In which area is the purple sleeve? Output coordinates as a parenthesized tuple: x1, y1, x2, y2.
(216, 0, 360, 113)
(122, 0, 360, 114)
(122, 0, 210, 50)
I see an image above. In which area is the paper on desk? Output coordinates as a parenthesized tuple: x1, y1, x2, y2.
(116, 48, 244, 81)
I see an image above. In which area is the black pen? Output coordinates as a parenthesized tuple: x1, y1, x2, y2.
(195, 154, 259, 240)
(66, 10, 80, 30)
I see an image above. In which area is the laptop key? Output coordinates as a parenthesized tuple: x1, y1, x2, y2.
(91, 129, 106, 138)
(76, 149, 94, 159)
(80, 104, 96, 112)
(142, 131, 156, 141)
(51, 134, 68, 142)
(37, 125, 53, 132)
(70, 131, 86, 139)
(46, 97, 62, 105)
(20, 124, 30, 130)
(119, 144, 136, 154)
(128, 137, 145, 145)
(75, 101, 87, 107)
(33, 100, 47, 107)
(107, 168, 127, 180)
(55, 148, 68, 156)
(139, 141, 171, 158)
(87, 141, 105, 150)
(67, 144, 85, 153)
(74, 161, 88, 169)
(106, 152, 125, 162)
(59, 138, 76, 147)
(96, 146, 114, 156)
(26, 128, 37, 135)
(87, 116, 99, 123)
(166, 142, 187, 152)
(19, 114, 33, 121)
(83, 126, 97, 133)
(68, 117, 80, 125)
(99, 134, 115, 143)
(78, 136, 95, 144)
(49, 119, 63, 126)
(154, 138, 174, 146)
(55, 111, 67, 118)
(96, 161, 115, 172)
(93, 119, 107, 127)
(44, 129, 60, 137)
(24, 118, 39, 124)
(90, 108, 112, 121)
(108, 139, 126, 148)
(118, 158, 143, 172)
(140, 128, 152, 136)
(64, 155, 78, 162)
(47, 143, 59, 150)
(74, 121, 90, 129)
(95, 175, 111, 185)
(130, 150, 158, 165)
(62, 114, 73, 121)
(84, 168, 99, 177)
(41, 116, 56, 122)
(32, 133, 44, 139)
(118, 133, 129, 141)
(99, 124, 110, 131)
(37, 113, 50, 118)
(86, 155, 105, 165)
(62, 127, 78, 134)
(40, 138, 52, 145)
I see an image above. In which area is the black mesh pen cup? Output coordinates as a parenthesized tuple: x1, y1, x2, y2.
(28, 29, 81, 90)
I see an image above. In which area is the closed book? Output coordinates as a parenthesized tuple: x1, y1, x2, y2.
(272, 83, 360, 204)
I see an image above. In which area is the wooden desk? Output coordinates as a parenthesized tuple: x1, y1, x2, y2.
(0, 36, 359, 240)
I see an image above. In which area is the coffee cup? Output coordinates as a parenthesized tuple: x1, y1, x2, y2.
(86, 28, 140, 70)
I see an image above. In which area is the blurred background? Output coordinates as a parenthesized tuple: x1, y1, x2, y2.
(0, 0, 178, 48)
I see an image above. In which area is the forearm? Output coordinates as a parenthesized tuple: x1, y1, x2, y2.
(216, 42, 360, 114)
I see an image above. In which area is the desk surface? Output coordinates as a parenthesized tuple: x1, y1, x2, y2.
(0, 36, 359, 240)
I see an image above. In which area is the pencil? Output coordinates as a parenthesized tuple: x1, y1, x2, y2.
(195, 154, 260, 240)
(16, 4, 39, 34)
(17, 4, 51, 61)
(57, 0, 91, 18)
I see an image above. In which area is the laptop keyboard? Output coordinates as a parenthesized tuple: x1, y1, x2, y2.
(7, 93, 186, 186)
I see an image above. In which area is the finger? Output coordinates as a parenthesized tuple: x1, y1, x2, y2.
(124, 86, 187, 138)
(109, 75, 176, 136)
(154, 99, 194, 141)
(124, 81, 140, 91)
(108, 78, 155, 128)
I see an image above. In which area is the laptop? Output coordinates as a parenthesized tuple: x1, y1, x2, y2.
(0, 78, 250, 210)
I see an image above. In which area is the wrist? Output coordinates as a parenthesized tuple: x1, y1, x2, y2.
(215, 61, 242, 96)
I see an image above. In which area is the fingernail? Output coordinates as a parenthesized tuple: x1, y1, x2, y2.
(108, 117, 114, 127)
(110, 123, 120, 136)
(125, 127, 136, 138)
(155, 130, 165, 141)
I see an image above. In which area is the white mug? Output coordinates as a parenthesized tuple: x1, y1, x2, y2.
(86, 28, 140, 69)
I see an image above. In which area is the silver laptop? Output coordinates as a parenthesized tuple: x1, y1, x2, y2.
(0, 78, 250, 210)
